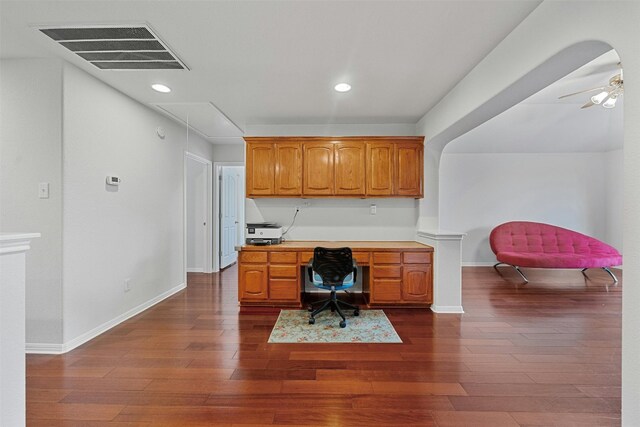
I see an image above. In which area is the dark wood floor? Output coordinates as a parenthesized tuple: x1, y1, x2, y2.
(26, 265, 622, 426)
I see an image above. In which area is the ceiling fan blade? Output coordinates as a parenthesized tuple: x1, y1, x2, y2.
(558, 86, 607, 99)
(580, 99, 597, 109)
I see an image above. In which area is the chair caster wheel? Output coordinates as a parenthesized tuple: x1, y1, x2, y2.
(339, 321, 346, 328)
(354, 310, 360, 316)
(309, 318, 315, 325)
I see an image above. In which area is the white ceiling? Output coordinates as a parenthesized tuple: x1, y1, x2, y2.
(446, 50, 623, 154)
(0, 0, 541, 141)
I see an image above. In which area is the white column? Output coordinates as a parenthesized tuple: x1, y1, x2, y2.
(416, 229, 465, 313)
(0, 233, 39, 427)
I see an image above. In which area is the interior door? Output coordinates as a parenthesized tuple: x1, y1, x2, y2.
(187, 157, 207, 272)
(220, 167, 240, 269)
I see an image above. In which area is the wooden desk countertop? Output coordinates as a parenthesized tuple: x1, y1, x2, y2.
(238, 240, 433, 252)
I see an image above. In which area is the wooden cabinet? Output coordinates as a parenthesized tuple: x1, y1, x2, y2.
(239, 251, 301, 304)
(369, 249, 432, 305)
(395, 142, 423, 197)
(245, 137, 424, 198)
(275, 143, 302, 196)
(366, 141, 394, 196)
(239, 264, 268, 301)
(303, 142, 334, 195)
(402, 264, 432, 302)
(246, 143, 275, 196)
(239, 243, 433, 308)
(268, 251, 299, 302)
(335, 141, 365, 196)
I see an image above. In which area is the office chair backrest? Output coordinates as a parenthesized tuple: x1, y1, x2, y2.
(312, 247, 353, 286)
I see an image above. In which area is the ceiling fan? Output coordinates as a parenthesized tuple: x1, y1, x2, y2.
(558, 68, 623, 109)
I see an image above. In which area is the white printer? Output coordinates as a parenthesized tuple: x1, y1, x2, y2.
(245, 223, 283, 245)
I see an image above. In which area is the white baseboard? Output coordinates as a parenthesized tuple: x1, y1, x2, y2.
(26, 282, 186, 355)
(186, 268, 204, 273)
(431, 305, 465, 314)
(462, 262, 496, 267)
(25, 342, 65, 354)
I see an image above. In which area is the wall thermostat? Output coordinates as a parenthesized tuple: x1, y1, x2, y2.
(106, 176, 121, 186)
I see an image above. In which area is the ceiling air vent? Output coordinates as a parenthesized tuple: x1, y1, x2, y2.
(38, 25, 188, 70)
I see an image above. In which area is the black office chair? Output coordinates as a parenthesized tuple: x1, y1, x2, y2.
(307, 247, 360, 328)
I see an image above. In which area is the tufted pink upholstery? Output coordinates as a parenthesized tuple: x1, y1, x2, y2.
(490, 221, 622, 269)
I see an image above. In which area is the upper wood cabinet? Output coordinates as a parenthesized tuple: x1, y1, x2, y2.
(275, 143, 302, 196)
(246, 143, 275, 196)
(303, 141, 334, 196)
(245, 136, 424, 198)
(366, 141, 394, 196)
(395, 142, 423, 197)
(335, 141, 366, 196)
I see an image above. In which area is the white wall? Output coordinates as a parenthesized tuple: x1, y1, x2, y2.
(60, 63, 209, 345)
(211, 144, 244, 162)
(251, 198, 418, 241)
(0, 59, 64, 344)
(440, 152, 618, 264)
(186, 134, 215, 162)
(605, 149, 624, 253)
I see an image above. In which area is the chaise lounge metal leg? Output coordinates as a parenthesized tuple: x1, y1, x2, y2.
(494, 262, 528, 283)
(493, 262, 507, 271)
(513, 266, 529, 283)
(602, 267, 619, 283)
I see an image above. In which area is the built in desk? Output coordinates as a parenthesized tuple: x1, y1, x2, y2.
(237, 241, 434, 309)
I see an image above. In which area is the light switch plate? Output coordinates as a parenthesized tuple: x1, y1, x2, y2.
(38, 182, 49, 199)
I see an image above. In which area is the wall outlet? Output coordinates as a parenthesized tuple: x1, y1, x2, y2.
(370, 204, 377, 215)
(124, 278, 131, 292)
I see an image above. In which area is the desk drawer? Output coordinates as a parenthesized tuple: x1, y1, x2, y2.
(240, 251, 267, 264)
(269, 279, 299, 301)
(373, 265, 401, 279)
(269, 265, 298, 279)
(403, 252, 432, 264)
(371, 279, 402, 302)
(353, 252, 370, 266)
(299, 251, 315, 265)
(270, 252, 298, 264)
(373, 252, 401, 264)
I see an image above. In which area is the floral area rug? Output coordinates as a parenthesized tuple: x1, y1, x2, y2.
(268, 309, 402, 343)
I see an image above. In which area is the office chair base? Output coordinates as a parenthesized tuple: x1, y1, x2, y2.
(308, 291, 359, 328)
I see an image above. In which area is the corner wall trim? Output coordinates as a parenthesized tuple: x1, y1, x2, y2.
(26, 282, 186, 355)
(431, 305, 465, 314)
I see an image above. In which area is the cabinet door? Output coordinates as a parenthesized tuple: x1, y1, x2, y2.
(335, 141, 365, 196)
(402, 264, 432, 303)
(395, 142, 423, 197)
(371, 279, 402, 303)
(239, 264, 268, 300)
(303, 142, 334, 195)
(366, 142, 394, 196)
(275, 143, 302, 196)
(246, 143, 275, 196)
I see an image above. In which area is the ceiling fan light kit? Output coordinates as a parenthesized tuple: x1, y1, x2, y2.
(560, 67, 623, 109)
(591, 91, 609, 105)
(603, 95, 618, 109)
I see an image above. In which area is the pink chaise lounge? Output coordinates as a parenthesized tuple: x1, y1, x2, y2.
(490, 221, 622, 283)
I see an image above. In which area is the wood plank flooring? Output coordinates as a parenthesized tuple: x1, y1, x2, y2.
(26, 265, 622, 426)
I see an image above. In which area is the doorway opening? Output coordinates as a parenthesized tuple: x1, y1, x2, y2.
(214, 163, 245, 271)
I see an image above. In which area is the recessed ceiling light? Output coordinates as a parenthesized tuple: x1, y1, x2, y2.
(334, 83, 351, 92)
(151, 83, 171, 93)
